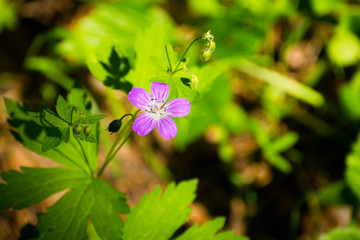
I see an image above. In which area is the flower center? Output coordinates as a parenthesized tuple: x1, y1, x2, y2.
(148, 98, 167, 119)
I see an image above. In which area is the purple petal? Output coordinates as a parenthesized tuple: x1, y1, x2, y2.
(150, 82, 169, 103)
(128, 88, 151, 110)
(164, 98, 191, 117)
(133, 113, 156, 136)
(157, 116, 178, 139)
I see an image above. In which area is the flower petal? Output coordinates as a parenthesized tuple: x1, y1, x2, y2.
(157, 116, 178, 139)
(128, 88, 151, 110)
(133, 113, 156, 136)
(150, 82, 169, 104)
(164, 98, 191, 117)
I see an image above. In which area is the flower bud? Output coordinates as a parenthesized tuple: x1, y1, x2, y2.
(73, 125, 83, 136)
(206, 41, 216, 52)
(107, 119, 122, 134)
(202, 30, 214, 41)
(200, 49, 212, 61)
(191, 74, 198, 88)
(84, 125, 92, 137)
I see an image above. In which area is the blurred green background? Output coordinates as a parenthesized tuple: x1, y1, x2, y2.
(2, 0, 360, 239)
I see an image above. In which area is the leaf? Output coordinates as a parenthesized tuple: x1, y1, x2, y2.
(175, 217, 248, 240)
(60, 127, 70, 143)
(30, 107, 68, 128)
(123, 180, 198, 240)
(83, 113, 105, 124)
(36, 178, 129, 240)
(42, 128, 63, 152)
(127, 23, 169, 90)
(5, 88, 100, 173)
(56, 95, 73, 123)
(90, 179, 130, 240)
(0, 167, 89, 210)
(87, 44, 133, 93)
(319, 227, 360, 240)
(228, 58, 325, 107)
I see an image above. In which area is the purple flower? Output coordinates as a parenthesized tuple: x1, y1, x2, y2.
(128, 82, 191, 139)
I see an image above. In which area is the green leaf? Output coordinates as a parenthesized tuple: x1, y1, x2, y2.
(90, 179, 130, 240)
(42, 128, 63, 152)
(0, 167, 89, 210)
(5, 91, 99, 173)
(271, 132, 299, 153)
(60, 127, 70, 143)
(87, 44, 133, 93)
(127, 23, 170, 90)
(25, 57, 74, 91)
(175, 217, 247, 240)
(123, 180, 198, 240)
(319, 227, 360, 240)
(37, 178, 129, 240)
(30, 107, 68, 128)
(56, 95, 73, 123)
(36, 183, 93, 240)
(83, 113, 105, 124)
(67, 87, 86, 112)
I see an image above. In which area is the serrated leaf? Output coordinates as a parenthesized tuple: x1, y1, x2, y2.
(5, 95, 98, 173)
(56, 95, 73, 123)
(37, 178, 129, 240)
(37, 183, 93, 240)
(175, 217, 247, 240)
(67, 87, 86, 112)
(30, 107, 68, 128)
(123, 179, 198, 240)
(42, 128, 63, 152)
(0, 167, 89, 210)
(60, 127, 70, 143)
(83, 113, 105, 124)
(90, 179, 129, 240)
(127, 23, 169, 90)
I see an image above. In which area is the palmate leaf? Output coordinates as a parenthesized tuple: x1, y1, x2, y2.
(37, 178, 129, 240)
(0, 167, 129, 240)
(175, 217, 248, 240)
(5, 87, 103, 173)
(123, 180, 197, 240)
(0, 167, 90, 210)
(123, 180, 245, 240)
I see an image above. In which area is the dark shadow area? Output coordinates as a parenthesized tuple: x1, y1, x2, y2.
(100, 47, 132, 93)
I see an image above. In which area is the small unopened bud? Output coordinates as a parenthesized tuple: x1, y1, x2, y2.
(206, 41, 216, 52)
(84, 125, 92, 137)
(73, 125, 83, 136)
(191, 74, 198, 88)
(107, 119, 122, 134)
(200, 49, 212, 61)
(202, 30, 214, 41)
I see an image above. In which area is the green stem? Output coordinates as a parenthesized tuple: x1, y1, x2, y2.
(76, 138, 94, 177)
(173, 37, 202, 74)
(97, 130, 133, 177)
(165, 45, 172, 73)
(97, 110, 140, 177)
